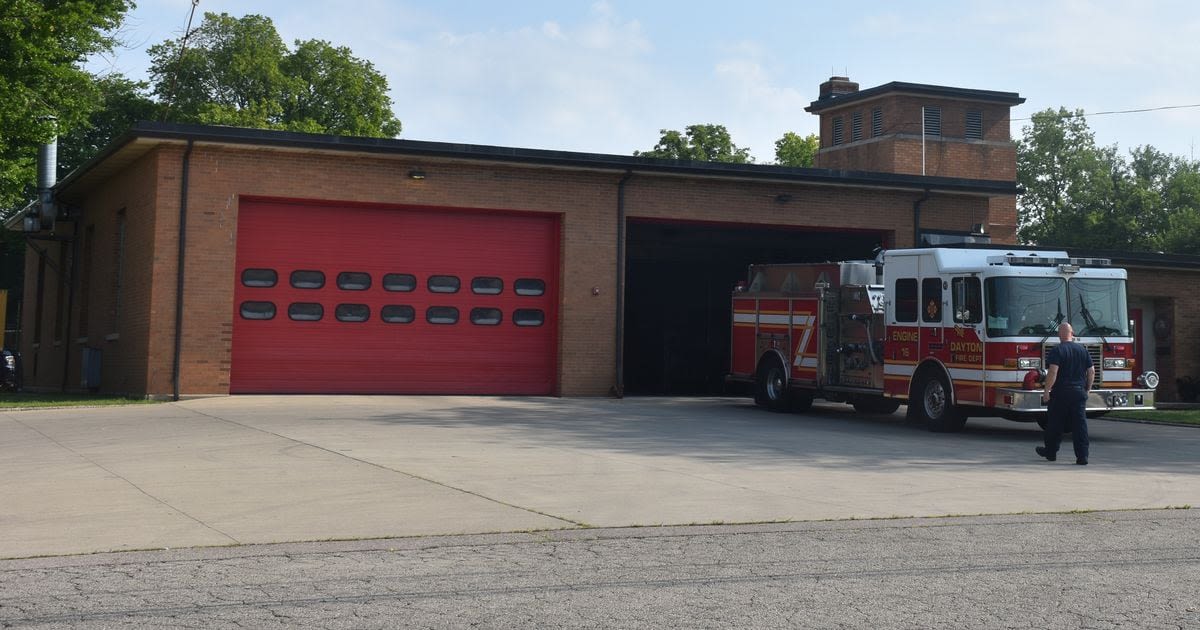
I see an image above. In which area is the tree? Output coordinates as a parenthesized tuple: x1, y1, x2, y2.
(1016, 107, 1110, 245)
(1017, 107, 1200, 253)
(0, 0, 134, 217)
(281, 39, 402, 137)
(1158, 161, 1200, 254)
(147, 12, 401, 137)
(773, 132, 819, 167)
(57, 75, 158, 176)
(635, 124, 752, 163)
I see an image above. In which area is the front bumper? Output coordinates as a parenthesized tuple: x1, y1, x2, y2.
(996, 388, 1157, 413)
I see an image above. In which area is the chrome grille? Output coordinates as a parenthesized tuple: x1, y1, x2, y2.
(1086, 344, 1102, 386)
(1043, 343, 1103, 387)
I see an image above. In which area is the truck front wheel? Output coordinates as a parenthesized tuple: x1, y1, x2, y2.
(909, 371, 966, 432)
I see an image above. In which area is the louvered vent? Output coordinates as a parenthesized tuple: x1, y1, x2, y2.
(966, 110, 983, 139)
(871, 108, 882, 137)
(851, 112, 863, 142)
(832, 116, 844, 145)
(923, 106, 941, 136)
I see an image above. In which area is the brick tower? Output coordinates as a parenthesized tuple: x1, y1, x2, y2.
(805, 77, 1026, 243)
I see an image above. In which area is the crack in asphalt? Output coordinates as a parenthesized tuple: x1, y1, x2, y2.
(176, 405, 588, 529)
(5, 415, 241, 546)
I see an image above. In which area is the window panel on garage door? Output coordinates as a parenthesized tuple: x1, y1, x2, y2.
(231, 199, 559, 395)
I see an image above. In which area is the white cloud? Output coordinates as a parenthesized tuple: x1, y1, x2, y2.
(367, 5, 663, 155)
(89, 0, 1200, 163)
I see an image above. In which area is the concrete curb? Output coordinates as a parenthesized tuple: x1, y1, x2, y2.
(1100, 415, 1200, 428)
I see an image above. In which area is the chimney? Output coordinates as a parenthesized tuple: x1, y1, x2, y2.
(818, 76, 859, 100)
(34, 117, 57, 231)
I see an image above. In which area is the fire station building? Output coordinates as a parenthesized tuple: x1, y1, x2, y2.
(11, 77, 1200, 400)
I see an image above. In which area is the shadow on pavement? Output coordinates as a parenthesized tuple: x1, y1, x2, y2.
(350, 396, 1198, 475)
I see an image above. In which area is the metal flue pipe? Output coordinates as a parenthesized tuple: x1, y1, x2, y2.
(36, 119, 58, 229)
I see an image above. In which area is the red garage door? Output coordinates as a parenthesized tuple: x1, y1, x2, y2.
(231, 198, 559, 394)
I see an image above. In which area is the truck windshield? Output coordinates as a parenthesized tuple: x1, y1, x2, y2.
(1068, 277, 1129, 336)
(985, 277, 1066, 337)
(984, 276, 1130, 338)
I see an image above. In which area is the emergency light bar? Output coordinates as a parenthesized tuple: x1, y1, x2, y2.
(986, 255, 1111, 268)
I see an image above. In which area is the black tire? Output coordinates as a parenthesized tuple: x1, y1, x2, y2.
(853, 397, 901, 415)
(909, 370, 966, 432)
(754, 357, 791, 412)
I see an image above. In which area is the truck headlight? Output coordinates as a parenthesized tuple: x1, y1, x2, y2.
(1017, 358, 1041, 369)
(1102, 358, 1127, 369)
(1138, 371, 1160, 389)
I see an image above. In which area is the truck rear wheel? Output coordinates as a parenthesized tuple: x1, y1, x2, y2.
(754, 357, 791, 412)
(909, 370, 966, 432)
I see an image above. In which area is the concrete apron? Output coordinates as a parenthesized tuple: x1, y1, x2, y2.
(1, 396, 1197, 559)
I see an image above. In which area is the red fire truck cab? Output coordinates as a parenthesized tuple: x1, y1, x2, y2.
(728, 248, 1159, 431)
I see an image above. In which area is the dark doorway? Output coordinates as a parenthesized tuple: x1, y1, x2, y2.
(623, 221, 883, 395)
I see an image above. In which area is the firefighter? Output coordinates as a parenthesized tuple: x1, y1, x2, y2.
(1037, 322, 1094, 465)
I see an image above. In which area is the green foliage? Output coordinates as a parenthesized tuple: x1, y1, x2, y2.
(773, 132, 819, 167)
(1017, 108, 1200, 254)
(57, 74, 158, 175)
(1108, 409, 1200, 425)
(636, 124, 752, 163)
(0, 0, 134, 216)
(0, 392, 158, 409)
(147, 12, 402, 137)
(281, 39, 403, 138)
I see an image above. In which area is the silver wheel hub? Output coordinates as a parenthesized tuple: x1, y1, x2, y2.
(924, 380, 946, 418)
(766, 370, 784, 400)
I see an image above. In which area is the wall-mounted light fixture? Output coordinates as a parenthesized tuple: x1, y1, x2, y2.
(408, 169, 426, 180)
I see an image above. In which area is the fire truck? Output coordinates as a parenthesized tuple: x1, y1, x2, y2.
(728, 248, 1160, 431)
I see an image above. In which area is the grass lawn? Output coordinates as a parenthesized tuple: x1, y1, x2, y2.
(0, 393, 159, 410)
(1108, 409, 1200, 426)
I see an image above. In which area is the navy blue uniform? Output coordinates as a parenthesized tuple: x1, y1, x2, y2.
(1044, 342, 1093, 460)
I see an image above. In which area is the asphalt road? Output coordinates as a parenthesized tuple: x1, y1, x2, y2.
(3, 396, 1198, 628)
(2, 509, 1197, 629)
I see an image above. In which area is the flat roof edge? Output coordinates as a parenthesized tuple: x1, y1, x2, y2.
(806, 81, 1026, 113)
(59, 121, 1019, 197)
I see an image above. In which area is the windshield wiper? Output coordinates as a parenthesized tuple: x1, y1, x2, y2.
(1038, 300, 1064, 348)
(1078, 295, 1112, 350)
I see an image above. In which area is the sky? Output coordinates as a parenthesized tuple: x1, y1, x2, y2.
(88, 0, 1200, 163)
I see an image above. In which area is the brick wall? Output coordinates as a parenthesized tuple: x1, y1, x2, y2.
(1126, 267, 1200, 402)
(20, 150, 161, 395)
(27, 140, 1014, 397)
(154, 145, 621, 397)
(815, 94, 1017, 181)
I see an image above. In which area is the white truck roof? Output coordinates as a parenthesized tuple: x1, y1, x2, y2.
(881, 248, 1112, 274)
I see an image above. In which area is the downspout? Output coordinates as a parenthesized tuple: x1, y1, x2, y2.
(614, 170, 633, 398)
(34, 125, 77, 393)
(172, 140, 194, 401)
(59, 220, 78, 392)
(912, 190, 931, 247)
